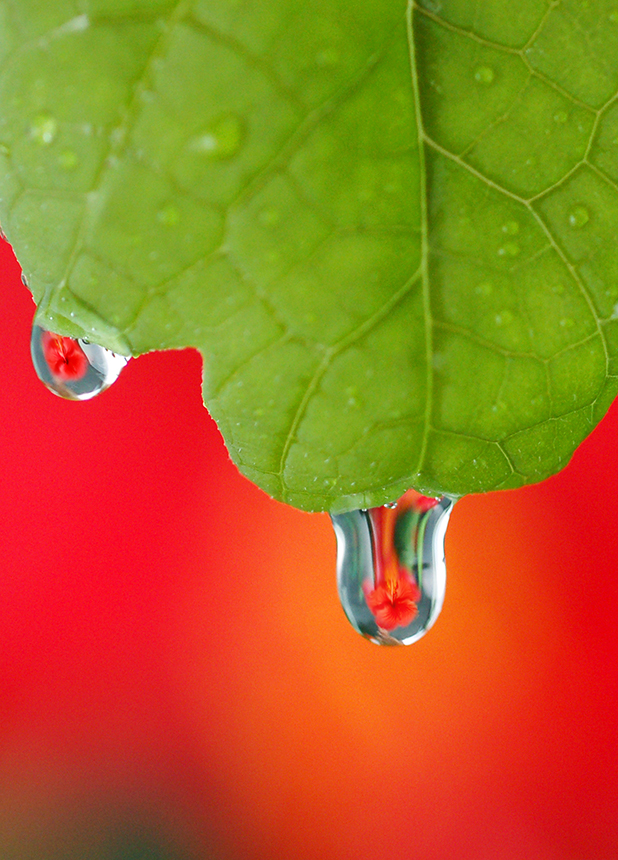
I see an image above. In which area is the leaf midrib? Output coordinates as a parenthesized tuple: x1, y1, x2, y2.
(407, 0, 433, 481)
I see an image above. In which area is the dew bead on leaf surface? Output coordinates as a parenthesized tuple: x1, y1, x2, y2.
(2, 0, 618, 511)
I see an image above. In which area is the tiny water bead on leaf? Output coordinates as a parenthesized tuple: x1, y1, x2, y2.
(473, 66, 495, 84)
(31, 325, 128, 401)
(331, 490, 454, 646)
(568, 206, 590, 228)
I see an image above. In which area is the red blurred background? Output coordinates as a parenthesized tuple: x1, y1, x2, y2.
(1, 236, 617, 860)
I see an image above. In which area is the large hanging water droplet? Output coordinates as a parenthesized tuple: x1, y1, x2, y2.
(331, 490, 454, 646)
(31, 324, 128, 400)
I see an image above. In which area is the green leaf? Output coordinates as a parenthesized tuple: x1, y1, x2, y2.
(2, 0, 618, 512)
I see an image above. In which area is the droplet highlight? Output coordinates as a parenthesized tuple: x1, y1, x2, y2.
(331, 490, 454, 645)
(31, 325, 128, 400)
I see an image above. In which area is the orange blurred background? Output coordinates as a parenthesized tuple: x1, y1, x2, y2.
(1, 237, 617, 860)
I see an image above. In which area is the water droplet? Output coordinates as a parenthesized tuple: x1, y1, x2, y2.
(157, 204, 180, 226)
(357, 188, 374, 203)
(474, 66, 495, 84)
(58, 149, 78, 170)
(610, 9, 618, 22)
(553, 110, 569, 124)
(188, 114, 244, 160)
(501, 220, 519, 235)
(30, 113, 58, 146)
(560, 317, 575, 328)
(31, 325, 128, 400)
(569, 206, 589, 228)
(552, 283, 565, 295)
(331, 491, 454, 645)
(495, 310, 514, 326)
(498, 242, 520, 257)
(315, 47, 340, 67)
(258, 207, 280, 227)
(475, 281, 493, 296)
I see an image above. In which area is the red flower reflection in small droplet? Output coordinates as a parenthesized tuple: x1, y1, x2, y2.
(42, 332, 88, 381)
(365, 574, 421, 631)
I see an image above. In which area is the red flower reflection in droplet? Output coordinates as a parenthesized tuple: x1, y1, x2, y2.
(365, 574, 421, 631)
(364, 496, 428, 631)
(42, 332, 88, 381)
(414, 495, 440, 513)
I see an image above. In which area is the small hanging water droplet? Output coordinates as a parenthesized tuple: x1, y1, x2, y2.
(31, 324, 128, 400)
(331, 490, 454, 645)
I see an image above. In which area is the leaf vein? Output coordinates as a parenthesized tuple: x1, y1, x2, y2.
(37, 0, 194, 314)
